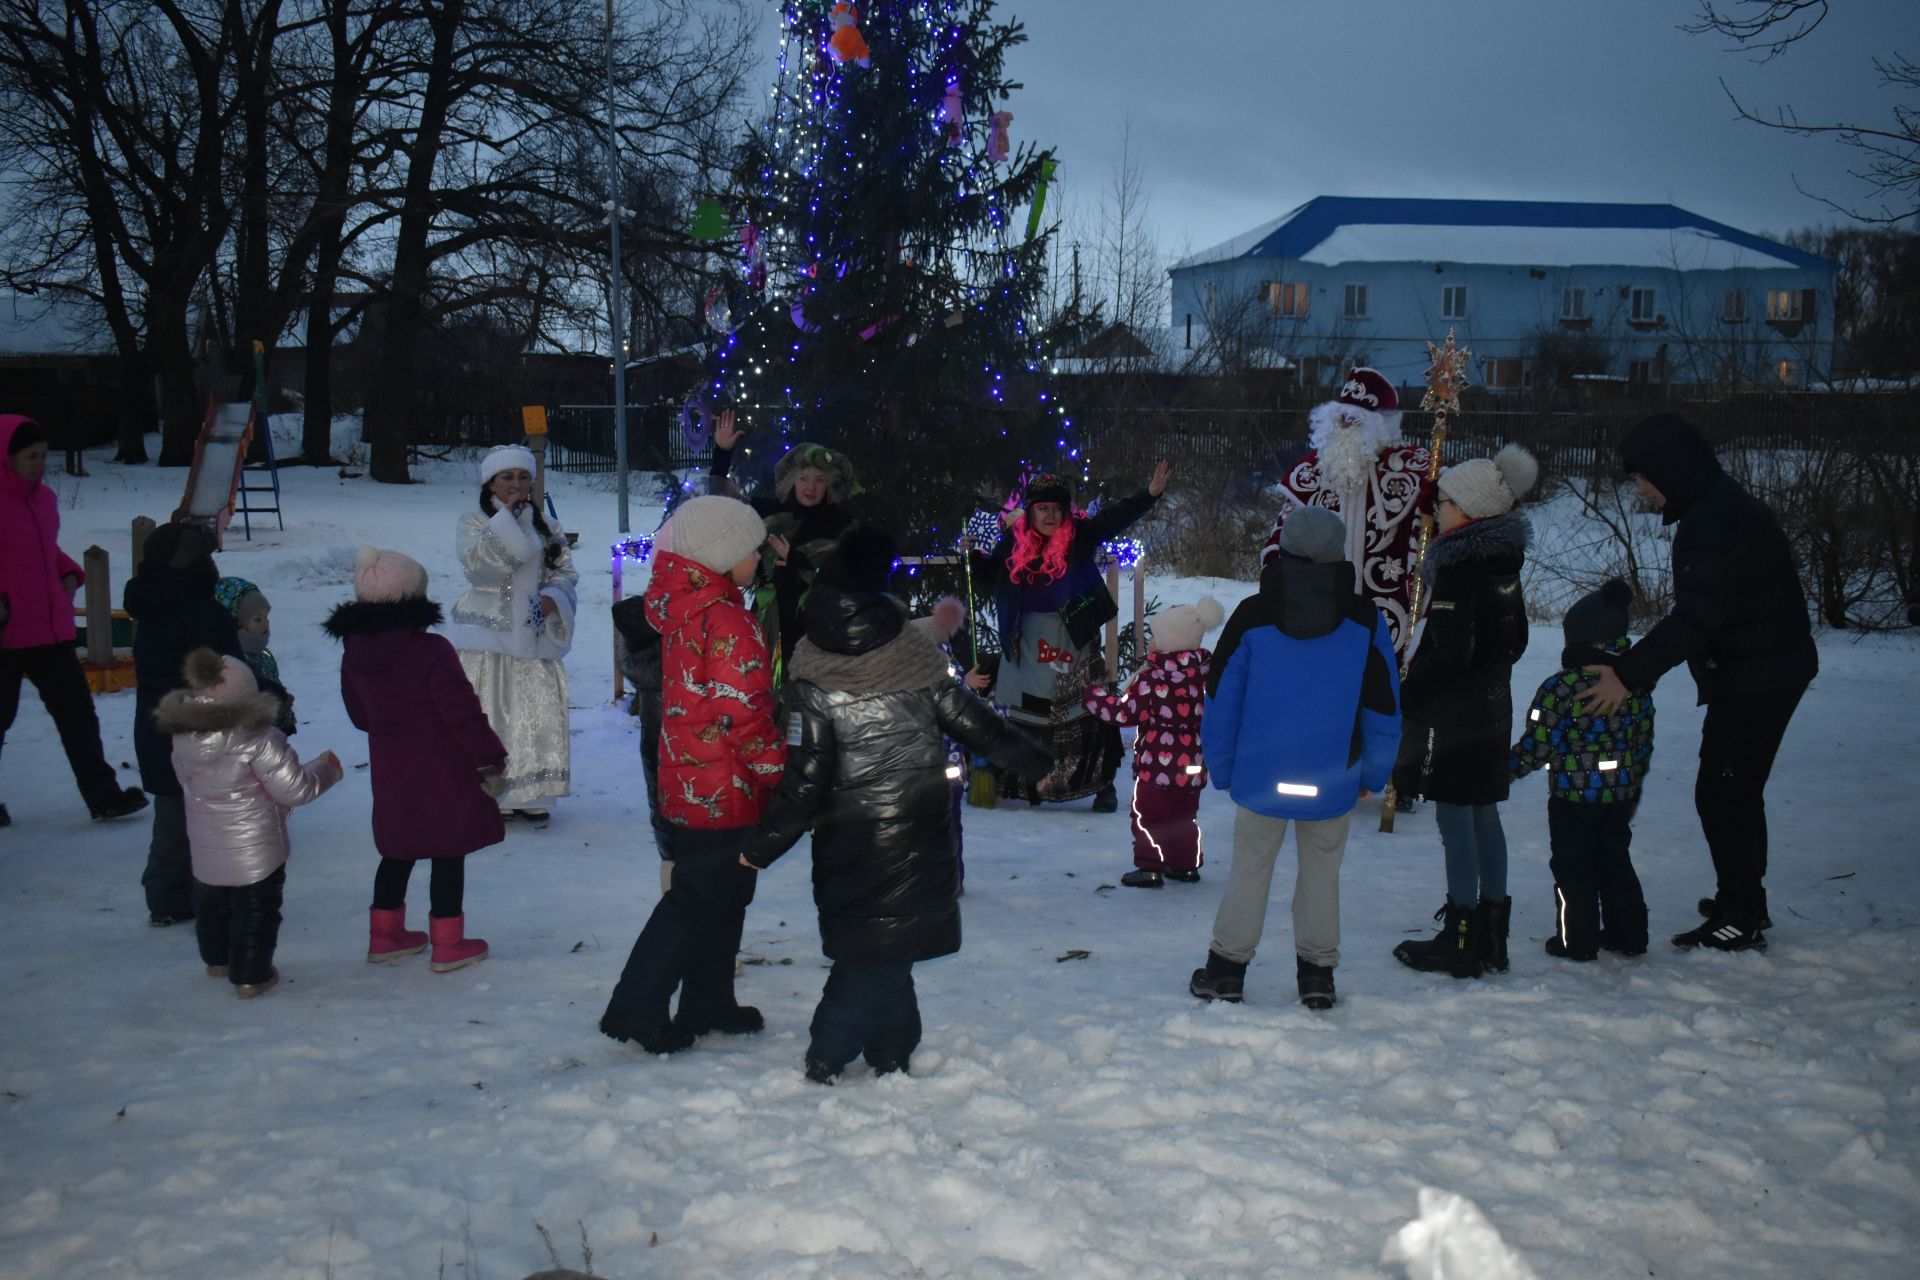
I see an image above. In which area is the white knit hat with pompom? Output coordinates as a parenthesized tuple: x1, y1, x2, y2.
(1438, 444, 1539, 519)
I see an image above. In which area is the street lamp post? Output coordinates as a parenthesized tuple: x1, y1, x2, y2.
(605, 0, 629, 532)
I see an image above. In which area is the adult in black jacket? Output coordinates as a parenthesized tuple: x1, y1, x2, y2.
(1392, 445, 1535, 979)
(1582, 413, 1817, 951)
(965, 462, 1170, 810)
(743, 527, 1051, 1083)
(124, 522, 248, 924)
(708, 411, 856, 675)
(610, 595, 667, 845)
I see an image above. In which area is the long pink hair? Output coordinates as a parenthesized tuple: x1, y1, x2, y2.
(1007, 511, 1074, 584)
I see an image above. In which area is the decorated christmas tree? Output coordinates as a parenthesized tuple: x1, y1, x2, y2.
(696, 0, 1066, 544)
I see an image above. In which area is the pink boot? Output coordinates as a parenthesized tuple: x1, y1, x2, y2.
(368, 906, 428, 963)
(429, 914, 488, 973)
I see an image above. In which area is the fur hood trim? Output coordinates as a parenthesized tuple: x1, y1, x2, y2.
(790, 621, 953, 694)
(323, 596, 445, 638)
(154, 688, 283, 734)
(1421, 509, 1531, 580)
(911, 596, 967, 643)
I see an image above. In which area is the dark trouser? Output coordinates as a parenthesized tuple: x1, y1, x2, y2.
(809, 959, 921, 1073)
(371, 856, 466, 918)
(601, 830, 756, 1036)
(948, 781, 966, 886)
(0, 642, 121, 810)
(1547, 799, 1646, 955)
(1697, 686, 1806, 920)
(1130, 779, 1202, 871)
(142, 795, 195, 918)
(196, 866, 286, 986)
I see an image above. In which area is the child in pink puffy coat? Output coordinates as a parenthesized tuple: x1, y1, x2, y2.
(155, 649, 342, 998)
(1084, 597, 1223, 888)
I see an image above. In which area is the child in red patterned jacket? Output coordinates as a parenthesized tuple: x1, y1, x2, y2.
(1085, 597, 1223, 887)
(601, 496, 785, 1056)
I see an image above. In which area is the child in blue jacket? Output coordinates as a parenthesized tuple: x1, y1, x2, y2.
(1192, 508, 1401, 1010)
(1510, 579, 1655, 960)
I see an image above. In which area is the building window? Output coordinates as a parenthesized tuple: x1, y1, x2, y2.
(1776, 358, 1798, 386)
(1266, 281, 1308, 318)
(1483, 357, 1529, 389)
(1442, 285, 1468, 320)
(1630, 287, 1657, 323)
(1343, 283, 1369, 319)
(1203, 281, 1218, 316)
(1767, 289, 1805, 322)
(1723, 290, 1747, 323)
(1561, 287, 1587, 320)
(1627, 359, 1652, 386)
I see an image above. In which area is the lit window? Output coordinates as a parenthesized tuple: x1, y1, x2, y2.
(1266, 281, 1309, 318)
(1767, 289, 1804, 322)
(1442, 285, 1468, 320)
(1343, 284, 1368, 319)
(1723, 290, 1747, 323)
(1630, 288, 1657, 323)
(1776, 358, 1798, 386)
(1561, 287, 1587, 320)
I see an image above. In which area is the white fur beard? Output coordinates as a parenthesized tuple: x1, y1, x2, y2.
(1318, 422, 1379, 497)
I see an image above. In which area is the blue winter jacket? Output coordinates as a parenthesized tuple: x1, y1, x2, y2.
(1203, 555, 1402, 822)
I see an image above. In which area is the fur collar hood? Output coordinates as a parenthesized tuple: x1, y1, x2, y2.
(1422, 510, 1531, 580)
(154, 688, 283, 734)
(323, 596, 444, 638)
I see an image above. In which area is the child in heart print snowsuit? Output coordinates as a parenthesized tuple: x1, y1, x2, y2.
(1084, 597, 1223, 888)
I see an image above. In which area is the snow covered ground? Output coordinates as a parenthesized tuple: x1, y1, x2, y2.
(2, 428, 1916, 1279)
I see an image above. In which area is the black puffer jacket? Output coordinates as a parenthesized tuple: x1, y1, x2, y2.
(125, 564, 245, 796)
(1393, 510, 1530, 805)
(611, 595, 667, 842)
(743, 583, 1051, 964)
(1614, 414, 1817, 703)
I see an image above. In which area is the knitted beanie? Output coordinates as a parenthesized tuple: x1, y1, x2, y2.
(816, 525, 897, 593)
(1151, 596, 1224, 652)
(215, 577, 271, 626)
(353, 547, 430, 603)
(182, 648, 259, 701)
(1438, 444, 1539, 519)
(1277, 506, 1347, 564)
(1563, 578, 1633, 649)
(141, 521, 217, 573)
(658, 495, 766, 573)
(1024, 472, 1071, 510)
(479, 444, 538, 487)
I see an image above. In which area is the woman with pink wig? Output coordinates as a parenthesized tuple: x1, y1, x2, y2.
(967, 461, 1171, 811)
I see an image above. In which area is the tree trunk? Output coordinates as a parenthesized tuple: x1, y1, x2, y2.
(298, 273, 342, 465)
(146, 297, 203, 467)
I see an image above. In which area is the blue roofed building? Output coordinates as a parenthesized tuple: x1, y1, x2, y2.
(1167, 197, 1835, 394)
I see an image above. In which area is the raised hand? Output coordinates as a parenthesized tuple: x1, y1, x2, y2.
(1148, 458, 1172, 497)
(713, 409, 743, 451)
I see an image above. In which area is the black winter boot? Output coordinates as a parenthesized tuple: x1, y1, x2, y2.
(1477, 896, 1512, 974)
(1189, 950, 1247, 1002)
(1295, 956, 1336, 1011)
(1120, 868, 1164, 888)
(1674, 905, 1768, 952)
(1091, 785, 1119, 813)
(1393, 899, 1483, 979)
(1697, 895, 1772, 931)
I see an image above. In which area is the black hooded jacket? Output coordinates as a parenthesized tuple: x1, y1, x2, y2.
(1393, 510, 1531, 805)
(1613, 414, 1817, 702)
(610, 595, 667, 841)
(742, 582, 1051, 964)
(125, 562, 245, 795)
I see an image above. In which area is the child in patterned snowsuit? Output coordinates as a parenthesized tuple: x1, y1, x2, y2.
(1085, 597, 1223, 888)
(1510, 579, 1656, 960)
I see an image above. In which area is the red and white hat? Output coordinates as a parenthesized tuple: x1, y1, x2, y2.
(1336, 367, 1398, 415)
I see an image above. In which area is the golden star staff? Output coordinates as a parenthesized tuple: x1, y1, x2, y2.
(1380, 327, 1471, 833)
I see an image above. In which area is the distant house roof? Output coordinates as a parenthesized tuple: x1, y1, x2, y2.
(1172, 197, 1831, 273)
(0, 292, 115, 358)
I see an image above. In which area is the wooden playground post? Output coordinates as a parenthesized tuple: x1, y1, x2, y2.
(82, 546, 112, 666)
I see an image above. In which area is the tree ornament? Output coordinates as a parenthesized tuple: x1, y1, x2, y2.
(689, 198, 729, 241)
(826, 3, 870, 68)
(1025, 157, 1059, 238)
(702, 286, 732, 334)
(940, 79, 964, 145)
(987, 111, 1013, 162)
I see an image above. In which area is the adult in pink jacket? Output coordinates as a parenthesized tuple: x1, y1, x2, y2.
(0, 415, 146, 826)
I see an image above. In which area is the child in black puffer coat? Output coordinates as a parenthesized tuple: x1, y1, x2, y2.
(742, 527, 1051, 1085)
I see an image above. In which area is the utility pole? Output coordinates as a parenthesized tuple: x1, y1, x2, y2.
(605, 0, 629, 532)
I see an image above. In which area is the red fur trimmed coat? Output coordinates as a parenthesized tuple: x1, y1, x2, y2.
(1084, 648, 1210, 788)
(644, 552, 785, 829)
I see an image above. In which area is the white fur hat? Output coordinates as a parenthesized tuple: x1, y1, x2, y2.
(1151, 596, 1224, 653)
(479, 444, 538, 487)
(657, 495, 767, 573)
(182, 648, 259, 701)
(1438, 444, 1539, 519)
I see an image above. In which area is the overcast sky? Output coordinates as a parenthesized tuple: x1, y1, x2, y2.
(736, 0, 1913, 272)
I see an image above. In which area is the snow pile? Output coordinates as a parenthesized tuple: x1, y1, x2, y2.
(1383, 1187, 1539, 1280)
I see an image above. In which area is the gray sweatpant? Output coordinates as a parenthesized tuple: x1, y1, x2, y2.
(1210, 805, 1352, 968)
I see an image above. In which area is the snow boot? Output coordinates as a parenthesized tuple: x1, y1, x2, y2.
(1673, 906, 1767, 952)
(205, 964, 229, 978)
(428, 914, 488, 972)
(1189, 950, 1247, 1002)
(1477, 896, 1512, 973)
(1091, 785, 1119, 813)
(675, 1004, 765, 1037)
(88, 786, 149, 821)
(368, 906, 428, 963)
(0, 802, 11, 826)
(599, 1013, 696, 1055)
(1296, 956, 1336, 1011)
(1120, 868, 1164, 888)
(1545, 936, 1597, 962)
(1393, 899, 1483, 979)
(1697, 895, 1772, 931)
(1165, 868, 1202, 883)
(804, 1057, 840, 1085)
(234, 967, 279, 999)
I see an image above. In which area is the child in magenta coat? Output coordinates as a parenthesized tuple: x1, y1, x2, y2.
(1085, 597, 1223, 887)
